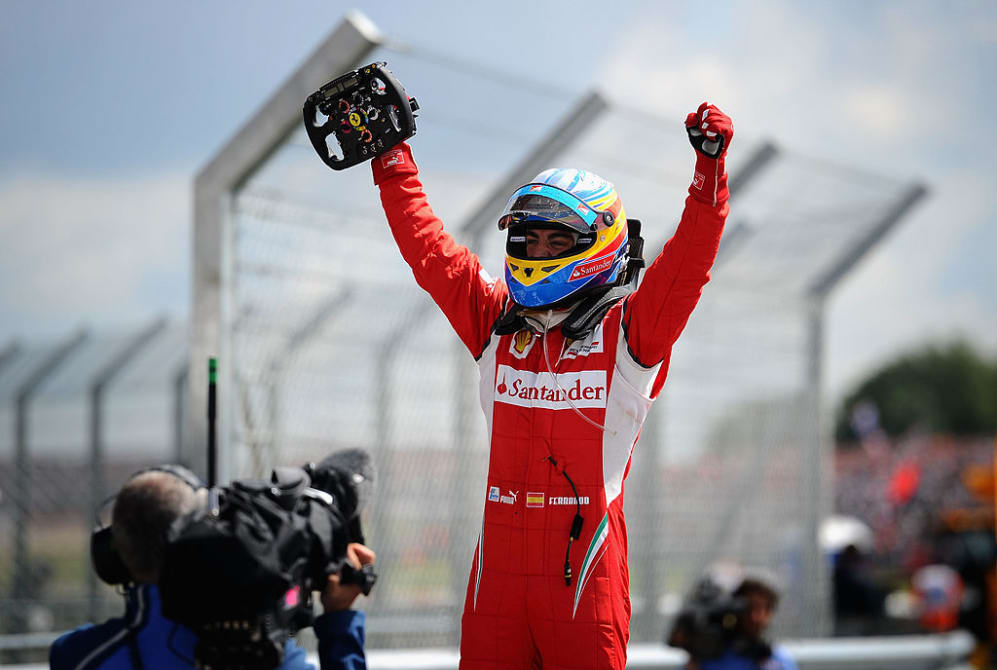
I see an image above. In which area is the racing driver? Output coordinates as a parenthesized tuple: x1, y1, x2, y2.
(371, 102, 733, 669)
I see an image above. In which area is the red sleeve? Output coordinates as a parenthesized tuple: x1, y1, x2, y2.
(372, 143, 508, 358)
(623, 193, 728, 396)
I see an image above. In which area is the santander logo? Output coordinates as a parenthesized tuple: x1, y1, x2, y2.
(494, 365, 607, 410)
(568, 236, 623, 282)
(569, 254, 614, 281)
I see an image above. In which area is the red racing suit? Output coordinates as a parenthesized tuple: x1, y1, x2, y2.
(373, 143, 728, 670)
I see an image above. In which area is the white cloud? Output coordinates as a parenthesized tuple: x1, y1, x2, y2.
(826, 169, 997, 399)
(0, 172, 190, 341)
(599, 0, 997, 404)
(600, 0, 993, 167)
(840, 85, 921, 140)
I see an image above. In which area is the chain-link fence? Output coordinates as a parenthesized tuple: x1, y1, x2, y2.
(0, 321, 188, 662)
(189, 15, 925, 650)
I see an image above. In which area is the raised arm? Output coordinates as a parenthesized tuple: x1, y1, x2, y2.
(372, 143, 509, 358)
(624, 103, 734, 396)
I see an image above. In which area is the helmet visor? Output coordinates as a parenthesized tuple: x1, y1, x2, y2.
(506, 226, 596, 261)
(497, 184, 600, 233)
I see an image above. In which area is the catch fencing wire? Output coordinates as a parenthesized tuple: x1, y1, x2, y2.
(226, 38, 921, 648)
(0, 322, 188, 663)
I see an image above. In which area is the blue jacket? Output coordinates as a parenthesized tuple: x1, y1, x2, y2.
(698, 645, 798, 670)
(49, 584, 366, 670)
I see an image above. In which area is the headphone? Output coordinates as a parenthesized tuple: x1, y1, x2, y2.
(90, 464, 205, 586)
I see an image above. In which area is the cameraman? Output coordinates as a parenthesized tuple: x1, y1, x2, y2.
(670, 574, 797, 670)
(50, 466, 373, 670)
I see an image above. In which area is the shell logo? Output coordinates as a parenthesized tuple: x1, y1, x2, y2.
(514, 329, 533, 355)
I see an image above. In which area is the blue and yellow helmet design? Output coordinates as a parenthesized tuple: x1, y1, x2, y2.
(498, 168, 629, 308)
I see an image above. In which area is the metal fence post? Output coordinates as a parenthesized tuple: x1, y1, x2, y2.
(8, 330, 87, 639)
(371, 300, 431, 618)
(632, 138, 780, 640)
(0, 341, 21, 377)
(173, 361, 189, 465)
(802, 181, 928, 634)
(448, 339, 480, 636)
(190, 11, 382, 487)
(85, 317, 167, 621)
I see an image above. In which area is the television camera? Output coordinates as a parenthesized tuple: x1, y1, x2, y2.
(90, 359, 377, 669)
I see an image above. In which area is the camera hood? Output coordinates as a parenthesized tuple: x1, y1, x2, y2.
(306, 448, 375, 523)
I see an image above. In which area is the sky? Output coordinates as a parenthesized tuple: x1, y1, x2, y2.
(0, 0, 994, 406)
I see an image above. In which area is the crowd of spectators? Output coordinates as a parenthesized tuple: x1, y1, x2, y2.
(833, 432, 995, 666)
(834, 434, 992, 571)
